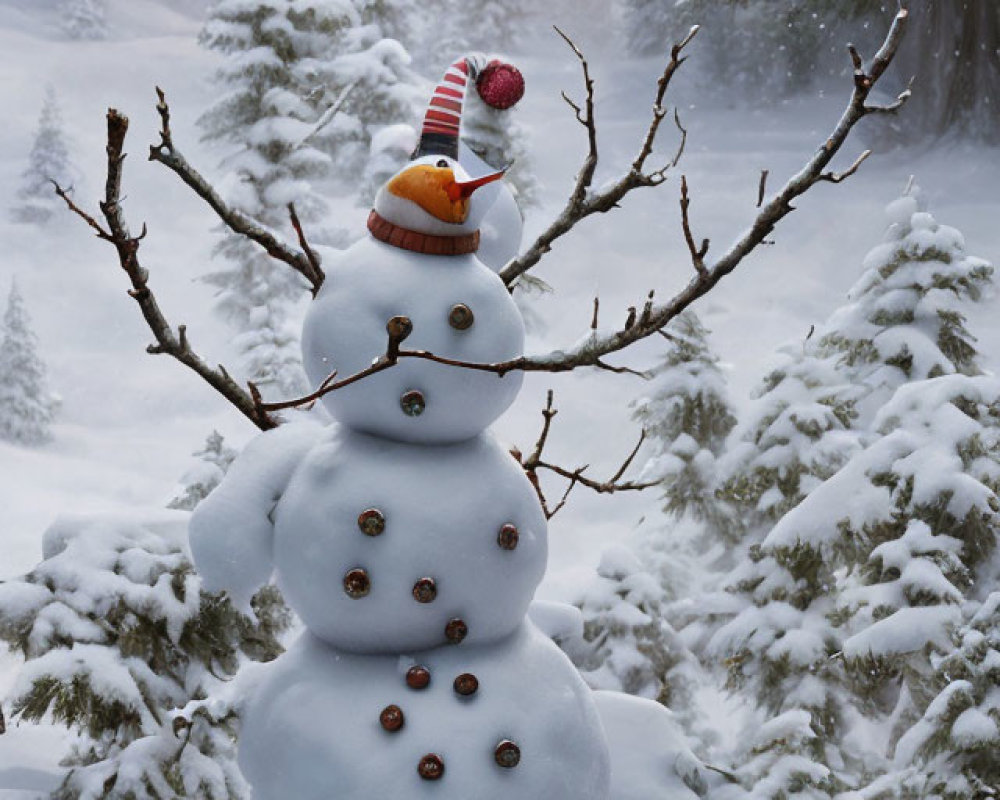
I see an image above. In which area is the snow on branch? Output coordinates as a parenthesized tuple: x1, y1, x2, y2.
(54, 109, 278, 431)
(148, 88, 325, 296)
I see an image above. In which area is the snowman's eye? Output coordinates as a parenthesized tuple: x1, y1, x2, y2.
(436, 159, 449, 168)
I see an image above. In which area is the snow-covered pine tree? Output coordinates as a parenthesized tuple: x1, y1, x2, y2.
(168, 431, 238, 511)
(198, 0, 421, 397)
(11, 86, 74, 225)
(892, 591, 1000, 798)
(0, 279, 58, 446)
(59, 0, 109, 40)
(559, 545, 693, 705)
(753, 373, 1000, 797)
(631, 310, 737, 543)
(684, 189, 996, 797)
(718, 185, 992, 535)
(0, 511, 292, 799)
(714, 340, 862, 535)
(427, 0, 534, 57)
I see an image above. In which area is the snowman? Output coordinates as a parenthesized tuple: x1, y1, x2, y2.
(190, 55, 680, 800)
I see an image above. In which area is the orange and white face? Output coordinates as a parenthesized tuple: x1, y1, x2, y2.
(381, 157, 506, 227)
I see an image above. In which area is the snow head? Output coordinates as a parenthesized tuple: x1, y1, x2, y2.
(302, 55, 528, 443)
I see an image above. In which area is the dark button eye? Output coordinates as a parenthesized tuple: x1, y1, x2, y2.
(436, 159, 449, 168)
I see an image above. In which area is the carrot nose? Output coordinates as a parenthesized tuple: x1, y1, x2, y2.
(447, 169, 506, 201)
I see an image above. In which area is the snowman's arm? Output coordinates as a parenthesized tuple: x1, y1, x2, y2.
(189, 422, 318, 613)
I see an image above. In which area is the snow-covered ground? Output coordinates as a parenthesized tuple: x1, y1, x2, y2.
(0, 3, 997, 795)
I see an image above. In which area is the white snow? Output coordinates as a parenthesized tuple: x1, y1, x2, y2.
(1, 2, 999, 796)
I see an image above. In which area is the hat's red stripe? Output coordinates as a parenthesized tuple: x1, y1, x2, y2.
(430, 96, 463, 113)
(436, 86, 463, 99)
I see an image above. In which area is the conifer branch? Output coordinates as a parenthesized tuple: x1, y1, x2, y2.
(147, 89, 324, 294)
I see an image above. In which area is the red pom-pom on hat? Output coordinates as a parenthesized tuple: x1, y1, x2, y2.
(476, 60, 525, 110)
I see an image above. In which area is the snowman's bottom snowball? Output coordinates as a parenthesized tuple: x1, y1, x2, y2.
(240, 622, 611, 800)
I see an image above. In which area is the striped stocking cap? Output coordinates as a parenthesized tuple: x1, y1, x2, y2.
(413, 54, 525, 161)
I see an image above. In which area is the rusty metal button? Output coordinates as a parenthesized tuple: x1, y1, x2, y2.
(494, 739, 520, 768)
(453, 673, 479, 697)
(418, 754, 445, 780)
(445, 618, 468, 644)
(343, 568, 371, 598)
(406, 665, 431, 690)
(379, 704, 405, 732)
(357, 508, 385, 537)
(400, 389, 426, 417)
(448, 303, 474, 330)
(413, 577, 437, 604)
(497, 523, 519, 551)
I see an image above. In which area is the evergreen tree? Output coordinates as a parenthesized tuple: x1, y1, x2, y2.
(168, 431, 239, 511)
(0, 512, 292, 799)
(0, 279, 58, 446)
(199, 0, 421, 397)
(718, 186, 992, 534)
(631, 311, 737, 542)
(12, 86, 74, 225)
(559, 545, 693, 705)
(428, 0, 534, 56)
(686, 190, 996, 797)
(60, 0, 109, 41)
(892, 592, 1000, 798)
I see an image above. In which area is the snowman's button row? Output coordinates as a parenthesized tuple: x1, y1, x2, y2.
(356, 508, 521, 552)
(379, 667, 521, 779)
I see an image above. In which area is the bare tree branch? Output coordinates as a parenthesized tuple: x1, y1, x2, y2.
(499, 25, 698, 288)
(148, 88, 324, 295)
(513, 391, 657, 519)
(56, 109, 277, 431)
(499, 7, 910, 374)
(679, 175, 709, 275)
(756, 169, 769, 208)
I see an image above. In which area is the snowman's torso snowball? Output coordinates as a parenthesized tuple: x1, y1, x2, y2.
(302, 238, 525, 443)
(240, 621, 611, 800)
(273, 426, 547, 652)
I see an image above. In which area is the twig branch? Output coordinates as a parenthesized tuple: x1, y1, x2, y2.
(148, 88, 324, 295)
(513, 391, 657, 519)
(757, 169, 769, 208)
(287, 202, 323, 290)
(679, 175, 709, 275)
(56, 110, 277, 431)
(819, 149, 872, 184)
(496, 7, 910, 374)
(499, 25, 698, 288)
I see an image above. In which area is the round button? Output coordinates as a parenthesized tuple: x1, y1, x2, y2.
(406, 665, 431, 690)
(357, 508, 385, 537)
(380, 704, 405, 732)
(453, 673, 479, 697)
(343, 568, 371, 598)
(418, 754, 445, 780)
(400, 390, 426, 417)
(494, 739, 521, 768)
(412, 577, 437, 604)
(448, 303, 474, 330)
(445, 618, 468, 644)
(497, 523, 519, 551)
